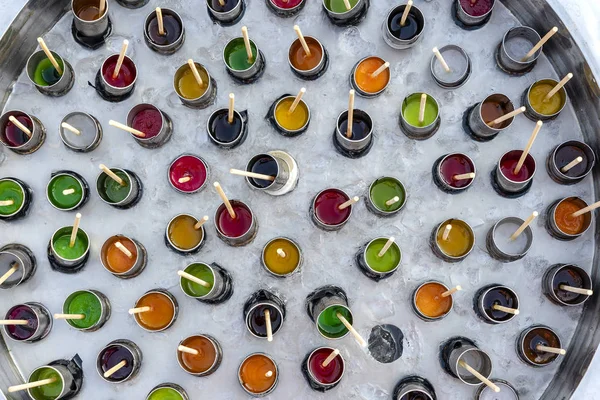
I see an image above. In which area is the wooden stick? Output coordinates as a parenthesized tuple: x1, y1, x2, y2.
(385, 196, 400, 206)
(69, 213, 82, 248)
(213, 182, 236, 219)
(99, 164, 126, 186)
(264, 309, 273, 342)
(418, 93, 427, 124)
(514, 120, 543, 175)
(377, 237, 395, 258)
(8, 378, 57, 393)
(432, 47, 450, 72)
(536, 345, 566, 355)
(109, 120, 146, 138)
(370, 62, 390, 78)
(0, 320, 29, 325)
(128, 306, 151, 315)
(61, 122, 81, 135)
(36, 38, 62, 75)
(229, 168, 275, 182)
(288, 88, 306, 114)
(62, 188, 76, 195)
(0, 263, 18, 286)
(521, 27, 558, 61)
(178, 176, 191, 183)
(293, 25, 311, 56)
(54, 313, 85, 320)
(112, 40, 129, 79)
(98, 0, 106, 17)
(194, 215, 209, 230)
(561, 156, 583, 173)
(488, 106, 526, 126)
(559, 285, 593, 296)
(336, 312, 366, 347)
(442, 224, 452, 241)
(509, 211, 539, 241)
(265, 371, 274, 378)
(453, 173, 475, 181)
(492, 304, 520, 315)
(178, 345, 199, 355)
(322, 349, 340, 368)
(458, 360, 500, 393)
(8, 116, 32, 137)
(545, 73, 573, 101)
(276, 248, 286, 258)
(400, 0, 413, 27)
(342, 0, 352, 10)
(346, 90, 355, 139)
(228, 93, 235, 124)
(187, 59, 204, 87)
(571, 200, 600, 218)
(155, 7, 165, 36)
(338, 196, 359, 210)
(241, 26, 253, 62)
(114, 241, 133, 258)
(177, 270, 211, 288)
(0, 200, 14, 206)
(218, 0, 225, 5)
(103, 360, 127, 378)
(441, 285, 462, 298)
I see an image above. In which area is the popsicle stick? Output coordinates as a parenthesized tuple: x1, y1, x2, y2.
(194, 215, 209, 230)
(99, 0, 106, 17)
(385, 196, 400, 206)
(370, 62, 390, 78)
(115, 241, 133, 258)
(571, 200, 600, 218)
(241, 26, 253, 62)
(400, 0, 413, 26)
(432, 47, 450, 72)
(103, 360, 127, 378)
(0, 200, 14, 206)
(128, 306, 151, 315)
(36, 38, 63, 75)
(288, 88, 306, 114)
(453, 173, 475, 181)
(492, 304, 520, 315)
(178, 345, 199, 355)
(69, 213, 82, 248)
(377, 237, 395, 258)
(336, 312, 367, 347)
(342, 0, 352, 10)
(559, 285, 593, 296)
(264, 309, 273, 342)
(8, 116, 32, 137)
(0, 263, 18, 286)
(228, 93, 235, 124)
(521, 27, 558, 61)
(187, 59, 204, 87)
(265, 371, 274, 378)
(509, 211, 539, 241)
(322, 349, 340, 368)
(418, 93, 427, 124)
(536, 345, 566, 355)
(99, 164, 126, 186)
(53, 313, 85, 320)
(156, 7, 165, 36)
(276, 248, 286, 258)
(109, 120, 146, 138)
(514, 120, 543, 175)
(214, 182, 236, 219)
(441, 285, 462, 298)
(346, 90, 355, 139)
(293, 25, 311, 56)
(0, 320, 29, 325)
(488, 106, 526, 125)
(561, 156, 583, 173)
(442, 224, 452, 241)
(178, 270, 211, 288)
(112, 40, 129, 79)
(62, 188, 76, 195)
(178, 176, 192, 183)
(545, 73, 573, 101)
(458, 360, 500, 393)
(61, 122, 81, 135)
(8, 378, 57, 393)
(218, 0, 225, 5)
(338, 196, 359, 210)
(229, 169, 275, 182)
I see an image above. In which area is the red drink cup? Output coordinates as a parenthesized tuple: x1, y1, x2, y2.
(214, 200, 257, 246)
(310, 188, 353, 231)
(168, 154, 209, 194)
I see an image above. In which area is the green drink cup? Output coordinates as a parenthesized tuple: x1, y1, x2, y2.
(322, 0, 367, 26)
(146, 383, 189, 400)
(324, 0, 359, 12)
(400, 93, 441, 140)
(61, 289, 111, 332)
(27, 366, 65, 400)
(179, 263, 215, 298)
(49, 226, 90, 272)
(96, 166, 143, 209)
(0, 177, 31, 221)
(25, 50, 75, 97)
(366, 177, 407, 216)
(46, 171, 88, 211)
(356, 237, 402, 281)
(223, 37, 264, 83)
(317, 305, 353, 339)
